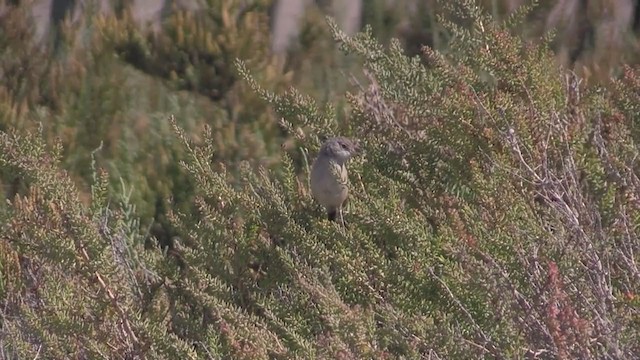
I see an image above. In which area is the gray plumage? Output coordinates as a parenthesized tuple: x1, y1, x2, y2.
(310, 137, 359, 223)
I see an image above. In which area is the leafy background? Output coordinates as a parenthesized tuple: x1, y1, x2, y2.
(1, 0, 640, 358)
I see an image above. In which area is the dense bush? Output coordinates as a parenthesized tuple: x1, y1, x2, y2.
(1, 0, 640, 359)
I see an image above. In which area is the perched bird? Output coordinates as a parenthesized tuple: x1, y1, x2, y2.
(310, 137, 359, 224)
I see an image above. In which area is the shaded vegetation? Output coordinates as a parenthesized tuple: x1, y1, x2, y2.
(1, 0, 640, 358)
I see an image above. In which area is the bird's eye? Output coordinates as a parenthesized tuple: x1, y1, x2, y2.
(340, 143, 348, 149)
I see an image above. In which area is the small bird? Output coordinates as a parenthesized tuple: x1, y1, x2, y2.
(310, 137, 359, 224)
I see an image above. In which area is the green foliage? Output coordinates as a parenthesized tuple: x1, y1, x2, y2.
(99, 0, 274, 100)
(2, 0, 640, 359)
(0, 0, 293, 243)
(0, 129, 196, 358)
(229, 2, 640, 357)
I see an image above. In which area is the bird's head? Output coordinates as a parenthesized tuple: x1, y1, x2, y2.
(320, 136, 359, 164)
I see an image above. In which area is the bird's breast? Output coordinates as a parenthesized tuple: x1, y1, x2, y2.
(310, 160, 349, 207)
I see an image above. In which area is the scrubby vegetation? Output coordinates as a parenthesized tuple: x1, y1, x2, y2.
(1, 0, 640, 358)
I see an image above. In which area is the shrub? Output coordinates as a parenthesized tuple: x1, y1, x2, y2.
(2, 1, 639, 359)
